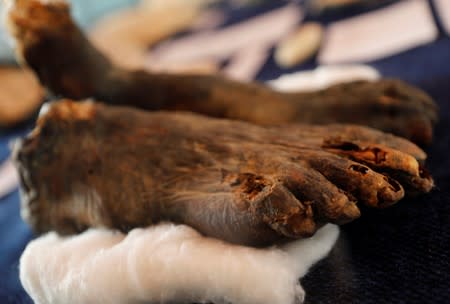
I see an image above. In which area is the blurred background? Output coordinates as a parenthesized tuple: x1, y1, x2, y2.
(1, 0, 449, 303)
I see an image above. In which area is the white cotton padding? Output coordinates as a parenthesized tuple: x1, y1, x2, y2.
(20, 223, 339, 304)
(269, 64, 380, 92)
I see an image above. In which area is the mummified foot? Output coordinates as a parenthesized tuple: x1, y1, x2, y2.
(6, 0, 438, 146)
(13, 101, 433, 247)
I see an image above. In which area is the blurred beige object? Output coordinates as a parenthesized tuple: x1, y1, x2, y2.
(90, 0, 216, 69)
(0, 67, 44, 127)
(318, 0, 438, 64)
(434, 0, 450, 35)
(275, 22, 323, 68)
(147, 59, 220, 75)
(224, 45, 270, 81)
(321, 0, 360, 3)
(145, 4, 302, 78)
(140, 0, 216, 12)
(311, 0, 362, 9)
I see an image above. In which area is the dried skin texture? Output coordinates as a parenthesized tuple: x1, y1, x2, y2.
(6, 0, 438, 146)
(14, 101, 433, 247)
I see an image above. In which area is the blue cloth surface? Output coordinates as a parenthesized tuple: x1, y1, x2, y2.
(0, 191, 33, 304)
(1, 1, 449, 303)
(0, 128, 32, 304)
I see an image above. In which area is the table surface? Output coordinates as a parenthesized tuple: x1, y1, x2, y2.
(1, 1, 449, 303)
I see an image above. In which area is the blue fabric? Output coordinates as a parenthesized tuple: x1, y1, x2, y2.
(1, 1, 449, 303)
(0, 191, 33, 304)
(0, 130, 25, 163)
(0, 128, 33, 304)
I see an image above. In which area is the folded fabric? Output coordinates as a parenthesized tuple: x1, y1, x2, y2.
(20, 223, 339, 304)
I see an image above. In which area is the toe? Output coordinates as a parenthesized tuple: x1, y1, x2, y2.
(382, 79, 439, 122)
(280, 163, 361, 225)
(321, 124, 427, 161)
(252, 182, 318, 239)
(376, 79, 439, 145)
(306, 151, 405, 208)
(322, 140, 434, 193)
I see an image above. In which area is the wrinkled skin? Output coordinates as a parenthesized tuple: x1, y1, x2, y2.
(14, 101, 433, 247)
(6, 0, 438, 146)
(6, 0, 436, 246)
